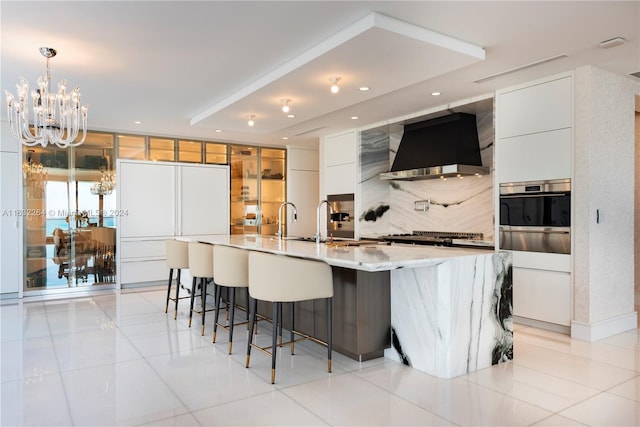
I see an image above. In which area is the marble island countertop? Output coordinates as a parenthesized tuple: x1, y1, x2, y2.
(189, 234, 496, 272)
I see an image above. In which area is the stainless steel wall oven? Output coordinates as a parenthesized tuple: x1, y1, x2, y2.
(499, 179, 571, 254)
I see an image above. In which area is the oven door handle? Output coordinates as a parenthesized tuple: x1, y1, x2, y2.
(499, 226, 570, 234)
(499, 192, 569, 198)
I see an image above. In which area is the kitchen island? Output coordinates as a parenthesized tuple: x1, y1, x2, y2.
(192, 234, 512, 378)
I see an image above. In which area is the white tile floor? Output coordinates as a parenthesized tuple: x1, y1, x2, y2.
(2, 287, 640, 426)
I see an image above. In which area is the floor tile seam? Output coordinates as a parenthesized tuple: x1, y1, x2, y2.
(440, 372, 568, 422)
(0, 333, 52, 344)
(138, 337, 281, 390)
(276, 375, 352, 427)
(510, 358, 638, 393)
(342, 369, 461, 426)
(132, 412, 201, 427)
(599, 372, 640, 401)
(46, 324, 120, 339)
(516, 334, 639, 361)
(140, 352, 208, 425)
(0, 365, 66, 385)
(551, 388, 637, 425)
(459, 370, 605, 415)
(515, 339, 639, 380)
(187, 388, 311, 425)
(45, 370, 77, 426)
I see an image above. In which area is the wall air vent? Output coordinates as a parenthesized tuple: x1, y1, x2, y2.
(294, 126, 326, 136)
(474, 54, 568, 84)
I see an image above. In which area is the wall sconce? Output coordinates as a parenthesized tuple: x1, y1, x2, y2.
(329, 76, 341, 94)
(248, 114, 255, 127)
(281, 98, 290, 113)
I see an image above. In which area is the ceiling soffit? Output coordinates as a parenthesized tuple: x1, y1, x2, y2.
(190, 12, 485, 134)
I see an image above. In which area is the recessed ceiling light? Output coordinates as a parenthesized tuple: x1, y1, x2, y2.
(287, 114, 296, 118)
(431, 92, 441, 96)
(359, 86, 370, 91)
(351, 116, 358, 120)
(215, 129, 222, 133)
(134, 120, 142, 124)
(282, 136, 289, 140)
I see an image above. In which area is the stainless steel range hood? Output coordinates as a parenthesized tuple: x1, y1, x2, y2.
(380, 112, 489, 181)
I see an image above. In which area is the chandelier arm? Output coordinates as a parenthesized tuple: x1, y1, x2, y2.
(16, 116, 40, 145)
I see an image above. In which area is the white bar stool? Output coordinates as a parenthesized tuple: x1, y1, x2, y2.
(212, 245, 250, 354)
(246, 251, 334, 384)
(165, 239, 189, 319)
(187, 241, 216, 335)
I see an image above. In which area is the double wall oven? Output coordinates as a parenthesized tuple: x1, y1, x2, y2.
(499, 179, 571, 254)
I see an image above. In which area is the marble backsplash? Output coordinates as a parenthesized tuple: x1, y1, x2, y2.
(359, 109, 495, 241)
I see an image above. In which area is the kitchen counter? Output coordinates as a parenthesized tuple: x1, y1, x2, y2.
(189, 234, 495, 272)
(186, 234, 512, 377)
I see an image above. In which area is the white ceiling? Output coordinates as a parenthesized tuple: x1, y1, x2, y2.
(1, 1, 639, 149)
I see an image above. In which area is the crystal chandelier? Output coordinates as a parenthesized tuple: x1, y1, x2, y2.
(23, 153, 48, 199)
(4, 47, 88, 148)
(90, 171, 116, 196)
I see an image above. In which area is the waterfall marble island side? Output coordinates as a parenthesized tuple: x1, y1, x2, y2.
(191, 235, 513, 378)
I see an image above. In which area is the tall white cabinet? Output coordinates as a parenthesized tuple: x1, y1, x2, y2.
(117, 160, 229, 287)
(286, 146, 319, 237)
(495, 72, 573, 328)
(321, 130, 357, 196)
(320, 130, 358, 237)
(0, 125, 21, 297)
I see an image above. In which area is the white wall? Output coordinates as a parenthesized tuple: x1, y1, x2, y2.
(0, 121, 22, 296)
(572, 66, 638, 339)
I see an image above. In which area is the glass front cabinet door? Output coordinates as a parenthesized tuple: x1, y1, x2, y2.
(230, 146, 286, 236)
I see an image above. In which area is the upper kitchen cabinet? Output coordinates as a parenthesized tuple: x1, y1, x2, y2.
(322, 130, 357, 196)
(496, 73, 573, 183)
(230, 145, 286, 236)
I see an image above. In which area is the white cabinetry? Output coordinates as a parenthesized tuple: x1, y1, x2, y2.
(0, 151, 20, 296)
(322, 131, 357, 195)
(496, 72, 574, 329)
(497, 76, 573, 138)
(119, 162, 176, 238)
(117, 160, 229, 287)
(287, 146, 318, 237)
(512, 251, 571, 327)
(498, 128, 572, 183)
(496, 73, 573, 183)
(180, 165, 229, 236)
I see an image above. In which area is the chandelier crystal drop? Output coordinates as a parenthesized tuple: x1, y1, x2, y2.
(4, 47, 89, 148)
